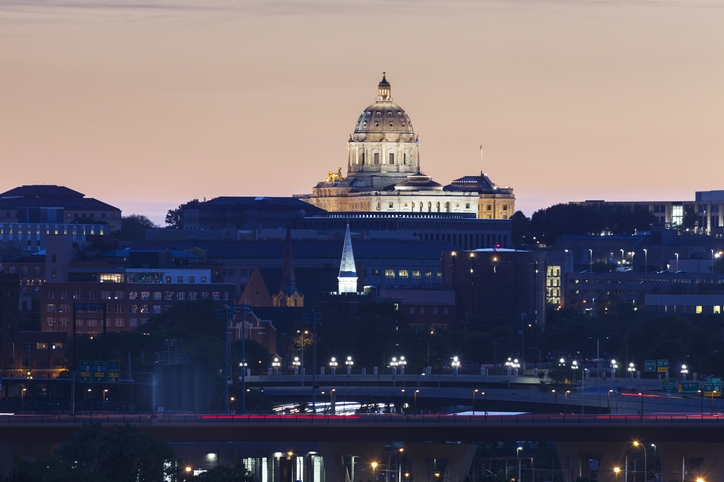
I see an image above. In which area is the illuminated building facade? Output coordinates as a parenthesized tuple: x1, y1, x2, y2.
(300, 74, 515, 218)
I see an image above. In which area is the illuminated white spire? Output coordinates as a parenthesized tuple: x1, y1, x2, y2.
(337, 223, 358, 293)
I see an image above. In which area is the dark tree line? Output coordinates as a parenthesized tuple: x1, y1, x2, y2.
(510, 203, 655, 246)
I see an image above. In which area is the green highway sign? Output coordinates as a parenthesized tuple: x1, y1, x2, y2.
(108, 360, 120, 383)
(644, 360, 656, 373)
(80, 360, 92, 382)
(657, 359, 669, 373)
(680, 382, 700, 395)
(704, 378, 722, 397)
(92, 361, 107, 383)
(661, 379, 677, 394)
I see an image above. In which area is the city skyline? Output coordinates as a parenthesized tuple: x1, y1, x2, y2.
(2, 0, 723, 225)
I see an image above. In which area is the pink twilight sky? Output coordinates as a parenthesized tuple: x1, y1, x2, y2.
(1, 0, 723, 225)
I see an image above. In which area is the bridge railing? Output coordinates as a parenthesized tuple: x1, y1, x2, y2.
(1, 412, 724, 425)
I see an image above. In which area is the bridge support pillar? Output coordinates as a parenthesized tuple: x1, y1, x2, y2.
(317, 441, 385, 482)
(658, 442, 724, 482)
(555, 441, 630, 482)
(404, 442, 476, 482)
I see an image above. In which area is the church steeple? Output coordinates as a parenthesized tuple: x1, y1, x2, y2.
(273, 225, 304, 307)
(279, 225, 296, 295)
(337, 223, 358, 293)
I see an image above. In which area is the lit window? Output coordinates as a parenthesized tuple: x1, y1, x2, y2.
(399, 270, 409, 278)
(412, 270, 421, 278)
(385, 270, 395, 278)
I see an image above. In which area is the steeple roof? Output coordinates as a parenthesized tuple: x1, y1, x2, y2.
(338, 224, 357, 278)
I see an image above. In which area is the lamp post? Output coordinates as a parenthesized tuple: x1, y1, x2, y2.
(608, 389, 614, 413)
(418, 338, 430, 374)
(329, 357, 338, 376)
(589, 248, 593, 271)
(21, 388, 26, 413)
(329, 388, 336, 415)
(564, 390, 570, 413)
(271, 356, 280, 375)
(298, 329, 308, 387)
(88, 388, 93, 415)
(675, 252, 679, 272)
(589, 336, 608, 380)
(383, 343, 399, 372)
(643, 248, 648, 274)
(103, 388, 108, 411)
(620, 249, 625, 264)
(633, 441, 647, 482)
(680, 364, 689, 381)
(345, 356, 354, 375)
(451, 356, 461, 376)
(472, 389, 478, 415)
(614, 467, 621, 482)
(628, 362, 636, 379)
(517, 446, 523, 482)
(414, 389, 419, 413)
(293, 356, 301, 375)
(611, 359, 619, 379)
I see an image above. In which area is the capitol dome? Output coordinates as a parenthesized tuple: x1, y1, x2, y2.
(352, 73, 415, 142)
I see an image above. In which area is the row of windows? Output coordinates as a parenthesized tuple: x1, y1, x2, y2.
(46, 317, 140, 328)
(47, 289, 224, 301)
(0, 225, 104, 236)
(47, 292, 226, 313)
(408, 306, 449, 315)
(371, 269, 441, 278)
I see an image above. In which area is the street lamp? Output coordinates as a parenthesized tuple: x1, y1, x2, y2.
(414, 389, 419, 413)
(345, 356, 354, 375)
(292, 356, 301, 375)
(21, 388, 26, 413)
(613, 467, 621, 482)
(103, 388, 109, 411)
(271, 357, 281, 374)
(681, 364, 689, 381)
(298, 329, 308, 386)
(675, 252, 679, 272)
(589, 248, 593, 271)
(628, 362, 636, 379)
(611, 359, 619, 378)
(589, 336, 608, 380)
(608, 389, 614, 413)
(505, 357, 520, 376)
(620, 249, 625, 264)
(329, 356, 338, 376)
(517, 446, 523, 482)
(451, 356, 461, 376)
(564, 390, 570, 413)
(398, 356, 406, 375)
(633, 441, 647, 482)
(472, 389, 478, 415)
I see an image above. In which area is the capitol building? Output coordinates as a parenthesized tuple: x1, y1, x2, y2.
(299, 74, 515, 219)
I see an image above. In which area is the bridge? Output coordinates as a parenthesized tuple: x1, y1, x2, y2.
(2, 413, 724, 482)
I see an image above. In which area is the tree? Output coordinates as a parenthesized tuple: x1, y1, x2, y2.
(510, 211, 531, 247)
(3, 423, 177, 482)
(165, 199, 199, 230)
(682, 206, 697, 232)
(120, 214, 159, 242)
